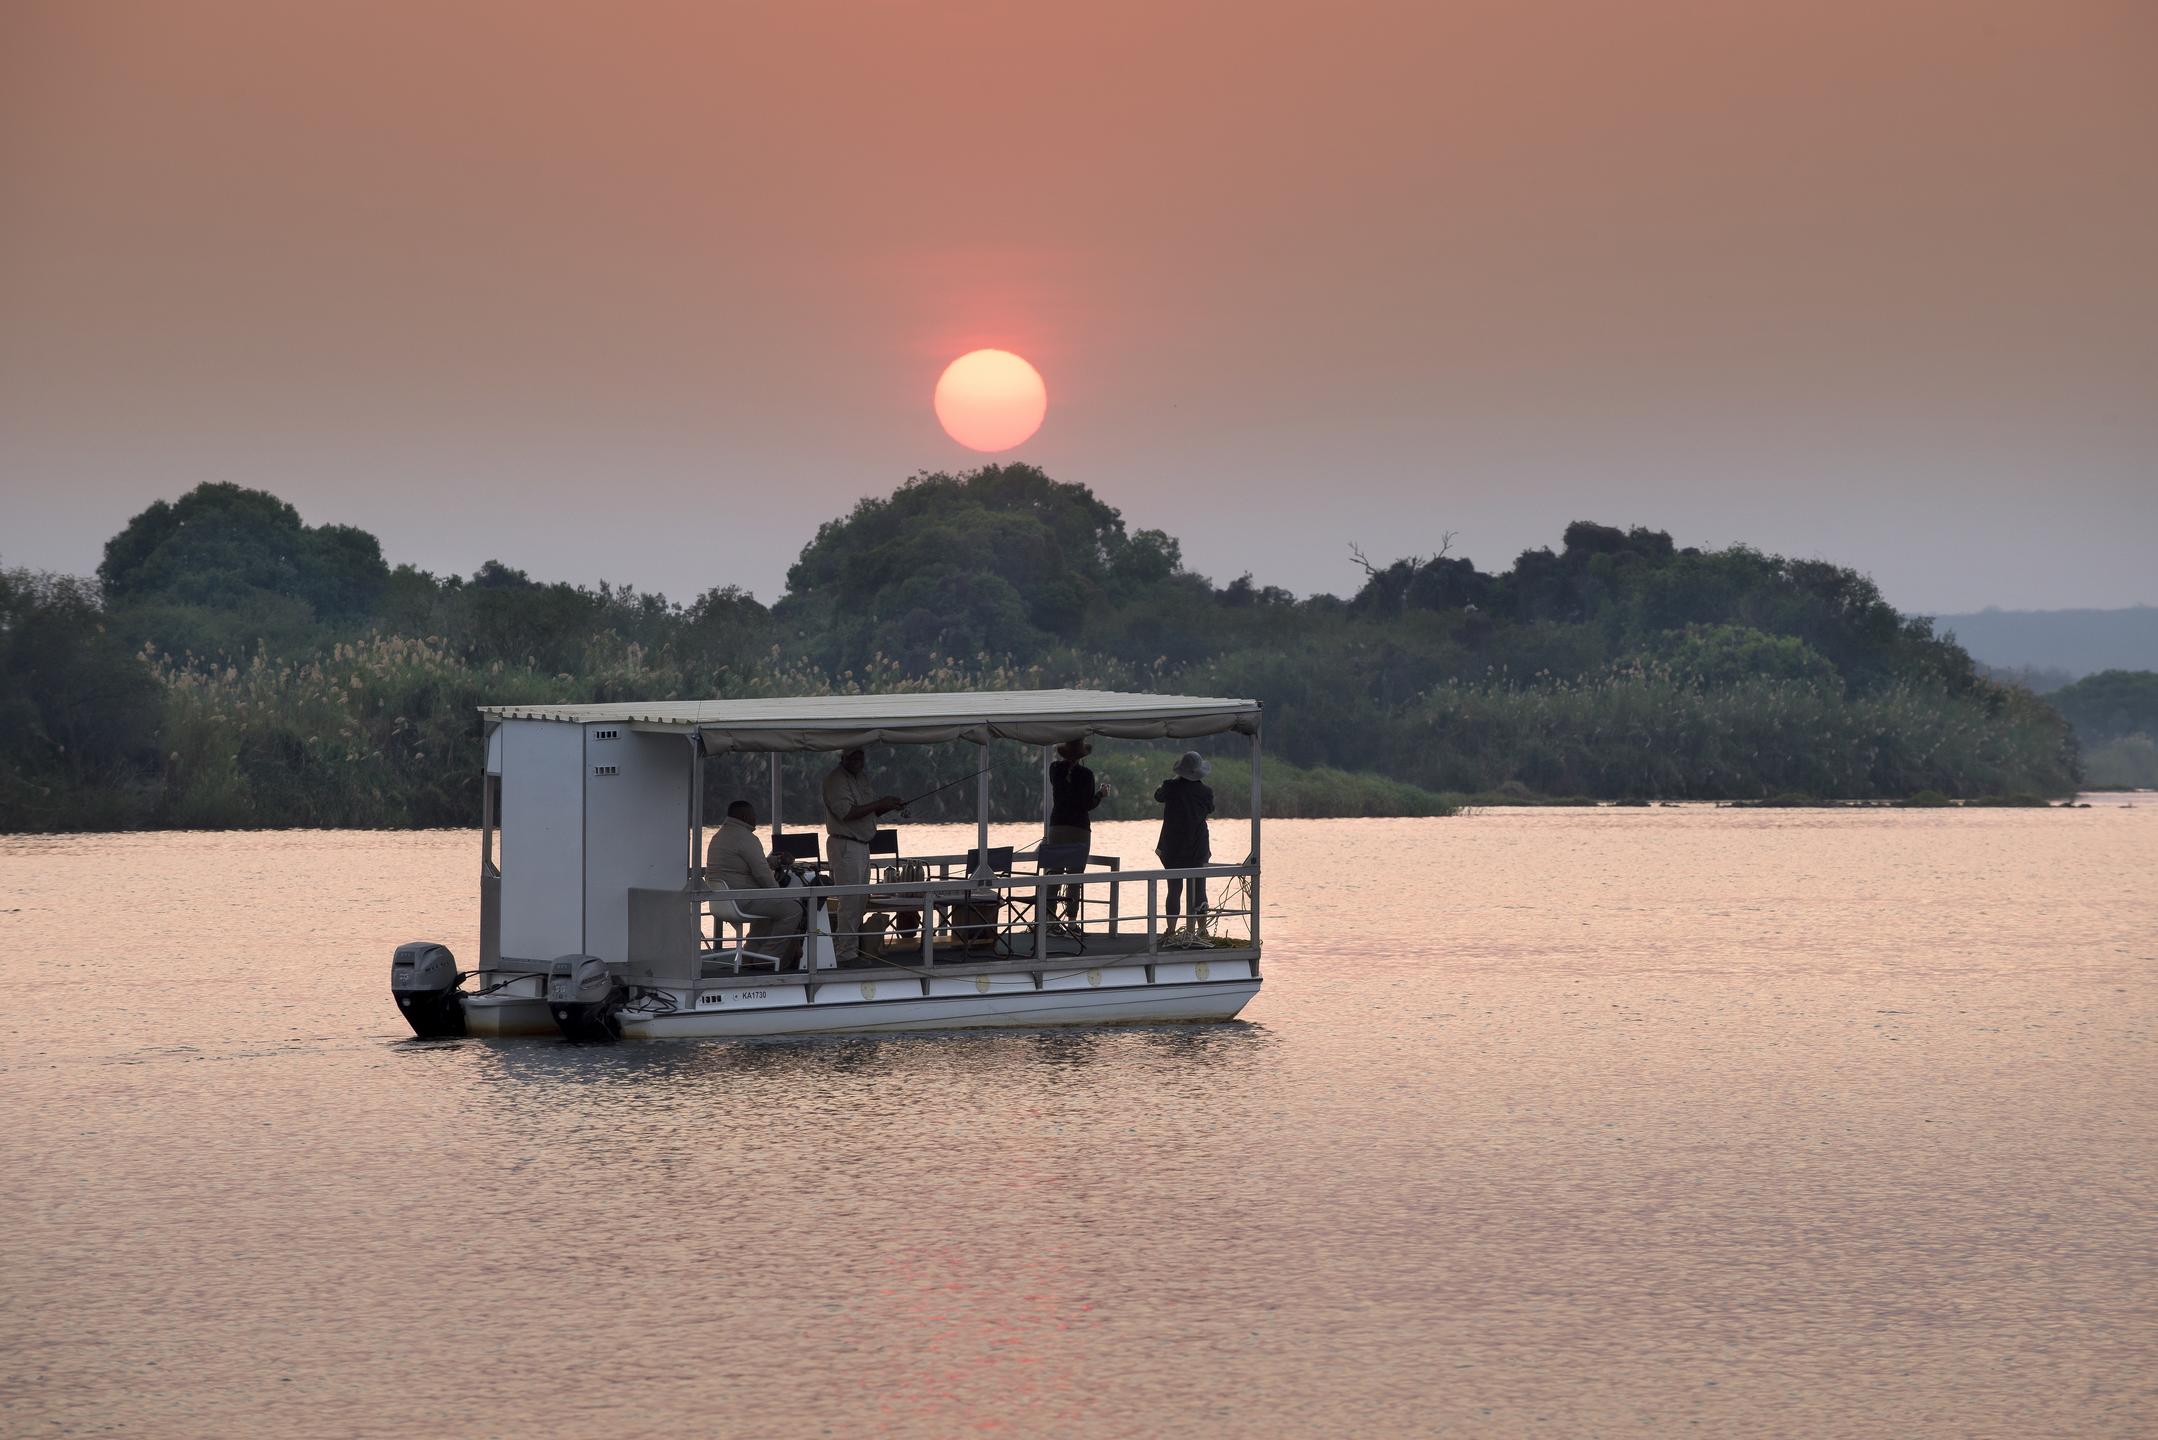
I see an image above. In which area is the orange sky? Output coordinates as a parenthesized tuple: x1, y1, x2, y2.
(3, 1, 2153, 610)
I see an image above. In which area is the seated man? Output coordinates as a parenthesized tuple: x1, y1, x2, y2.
(704, 800, 805, 964)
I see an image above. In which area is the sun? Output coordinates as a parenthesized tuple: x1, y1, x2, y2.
(934, 349, 1047, 452)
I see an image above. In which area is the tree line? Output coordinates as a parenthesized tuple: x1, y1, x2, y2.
(1, 466, 2093, 831)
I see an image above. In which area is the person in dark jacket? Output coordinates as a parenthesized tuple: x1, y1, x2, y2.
(1153, 751, 1214, 932)
(1044, 738, 1105, 927)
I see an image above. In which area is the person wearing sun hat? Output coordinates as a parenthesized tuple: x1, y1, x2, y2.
(1153, 751, 1215, 933)
(1043, 737, 1107, 931)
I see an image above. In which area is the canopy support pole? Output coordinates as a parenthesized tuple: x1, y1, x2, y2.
(975, 740, 991, 878)
(1248, 726, 1263, 948)
(1040, 745, 1055, 952)
(769, 753, 783, 846)
(480, 720, 499, 878)
(689, 731, 704, 884)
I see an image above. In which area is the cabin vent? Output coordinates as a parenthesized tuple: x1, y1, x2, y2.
(592, 764, 619, 777)
(593, 728, 620, 741)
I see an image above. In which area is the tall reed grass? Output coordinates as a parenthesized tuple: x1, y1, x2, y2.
(1377, 665, 2077, 800)
(2081, 735, 2158, 790)
(128, 639, 2074, 829)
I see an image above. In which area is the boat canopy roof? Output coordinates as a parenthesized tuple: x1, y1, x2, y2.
(480, 688, 1261, 754)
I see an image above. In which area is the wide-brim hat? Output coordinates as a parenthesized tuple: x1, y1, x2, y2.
(1174, 751, 1209, 781)
(1057, 738, 1092, 760)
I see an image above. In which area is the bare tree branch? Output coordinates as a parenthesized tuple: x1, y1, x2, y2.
(1351, 533, 1456, 578)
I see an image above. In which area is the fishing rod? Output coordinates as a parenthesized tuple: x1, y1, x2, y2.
(894, 768, 990, 811)
(892, 770, 1085, 855)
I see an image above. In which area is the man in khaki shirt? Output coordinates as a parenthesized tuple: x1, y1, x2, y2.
(705, 801, 804, 964)
(822, 748, 901, 962)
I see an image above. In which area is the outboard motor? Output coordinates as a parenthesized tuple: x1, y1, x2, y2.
(547, 954, 624, 1043)
(391, 941, 465, 1038)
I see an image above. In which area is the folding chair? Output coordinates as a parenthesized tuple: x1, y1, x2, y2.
(963, 844, 1015, 876)
(771, 832, 822, 864)
(1035, 838, 1093, 942)
(701, 885, 787, 975)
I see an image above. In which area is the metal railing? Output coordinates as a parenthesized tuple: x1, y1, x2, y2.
(691, 855, 1256, 972)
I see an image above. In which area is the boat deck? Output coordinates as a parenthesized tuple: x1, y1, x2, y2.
(694, 936, 1257, 991)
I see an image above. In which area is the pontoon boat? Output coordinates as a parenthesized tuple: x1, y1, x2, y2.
(391, 690, 1265, 1041)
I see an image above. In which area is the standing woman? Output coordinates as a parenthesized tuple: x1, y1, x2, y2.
(1044, 738, 1105, 931)
(1153, 751, 1214, 934)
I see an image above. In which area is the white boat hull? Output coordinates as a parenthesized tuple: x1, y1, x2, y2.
(462, 992, 556, 1038)
(621, 974, 1260, 1039)
(454, 956, 1262, 1040)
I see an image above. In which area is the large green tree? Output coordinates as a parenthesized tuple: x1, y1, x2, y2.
(0, 568, 164, 828)
(101, 482, 389, 616)
(99, 483, 390, 657)
(779, 463, 1183, 666)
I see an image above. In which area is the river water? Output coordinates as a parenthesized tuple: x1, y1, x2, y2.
(3, 805, 2153, 1437)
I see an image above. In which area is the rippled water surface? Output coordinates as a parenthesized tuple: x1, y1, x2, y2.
(4, 806, 2155, 1437)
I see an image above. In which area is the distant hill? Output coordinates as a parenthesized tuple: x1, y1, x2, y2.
(1934, 606, 2158, 680)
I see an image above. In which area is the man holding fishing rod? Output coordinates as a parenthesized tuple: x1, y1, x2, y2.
(822, 748, 905, 964)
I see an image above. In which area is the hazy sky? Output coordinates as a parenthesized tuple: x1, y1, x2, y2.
(4, 1, 2153, 614)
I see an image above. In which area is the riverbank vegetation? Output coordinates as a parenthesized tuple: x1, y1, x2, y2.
(2050, 670, 2158, 789)
(3, 467, 2087, 830)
